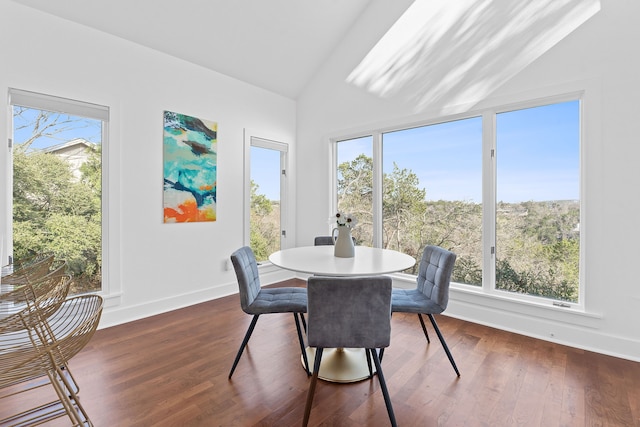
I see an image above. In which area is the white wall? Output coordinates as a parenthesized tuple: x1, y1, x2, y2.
(2, 0, 638, 362)
(0, 0, 297, 327)
(296, 0, 640, 361)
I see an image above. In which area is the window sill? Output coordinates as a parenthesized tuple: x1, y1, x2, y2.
(449, 284, 602, 329)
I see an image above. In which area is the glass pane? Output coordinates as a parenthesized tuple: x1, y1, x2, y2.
(12, 106, 102, 294)
(382, 118, 483, 281)
(336, 136, 373, 246)
(496, 101, 580, 302)
(250, 146, 281, 261)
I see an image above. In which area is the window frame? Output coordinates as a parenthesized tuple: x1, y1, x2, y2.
(330, 92, 585, 310)
(4, 88, 112, 297)
(243, 133, 289, 254)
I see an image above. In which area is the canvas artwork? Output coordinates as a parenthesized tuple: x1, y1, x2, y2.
(163, 111, 218, 223)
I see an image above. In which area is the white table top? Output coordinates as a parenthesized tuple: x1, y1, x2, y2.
(268, 245, 415, 276)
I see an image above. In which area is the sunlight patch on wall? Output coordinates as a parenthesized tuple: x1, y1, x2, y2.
(347, 0, 600, 114)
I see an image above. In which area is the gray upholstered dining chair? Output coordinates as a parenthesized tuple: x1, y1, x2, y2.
(386, 245, 459, 376)
(303, 276, 397, 427)
(228, 246, 310, 379)
(314, 235, 355, 246)
(313, 236, 335, 246)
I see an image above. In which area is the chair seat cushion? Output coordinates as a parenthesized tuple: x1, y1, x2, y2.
(247, 287, 308, 314)
(391, 288, 444, 314)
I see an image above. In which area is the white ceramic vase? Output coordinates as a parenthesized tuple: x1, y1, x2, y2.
(332, 226, 355, 258)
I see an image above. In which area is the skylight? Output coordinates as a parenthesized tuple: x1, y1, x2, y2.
(347, 0, 600, 113)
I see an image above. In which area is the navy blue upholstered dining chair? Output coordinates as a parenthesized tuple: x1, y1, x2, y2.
(303, 275, 397, 427)
(228, 246, 310, 379)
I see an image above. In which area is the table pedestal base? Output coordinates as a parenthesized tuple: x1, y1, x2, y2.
(303, 347, 376, 383)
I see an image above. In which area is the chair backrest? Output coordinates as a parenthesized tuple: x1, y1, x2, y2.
(307, 276, 392, 349)
(314, 236, 335, 246)
(314, 235, 356, 246)
(417, 245, 457, 311)
(0, 273, 71, 335)
(1, 253, 55, 285)
(45, 294, 104, 366)
(0, 290, 102, 389)
(230, 246, 261, 313)
(1, 261, 69, 306)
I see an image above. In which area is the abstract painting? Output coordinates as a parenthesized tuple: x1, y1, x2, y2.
(163, 111, 217, 223)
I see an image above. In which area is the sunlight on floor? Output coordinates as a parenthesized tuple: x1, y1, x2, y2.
(347, 0, 600, 114)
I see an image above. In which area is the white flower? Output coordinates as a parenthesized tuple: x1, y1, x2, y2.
(335, 212, 357, 229)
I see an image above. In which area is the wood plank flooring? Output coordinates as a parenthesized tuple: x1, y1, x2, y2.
(2, 279, 639, 426)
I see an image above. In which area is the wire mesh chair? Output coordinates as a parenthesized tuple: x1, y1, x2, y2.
(1, 261, 68, 308)
(0, 273, 103, 426)
(1, 253, 55, 286)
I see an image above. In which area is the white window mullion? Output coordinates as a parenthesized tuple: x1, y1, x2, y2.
(482, 111, 496, 292)
(372, 132, 383, 248)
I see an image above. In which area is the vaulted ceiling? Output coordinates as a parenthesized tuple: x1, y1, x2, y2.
(12, 0, 373, 99)
(12, 0, 601, 109)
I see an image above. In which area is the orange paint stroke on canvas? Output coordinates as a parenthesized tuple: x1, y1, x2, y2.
(164, 199, 216, 223)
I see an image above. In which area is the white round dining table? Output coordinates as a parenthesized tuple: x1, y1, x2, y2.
(268, 245, 416, 383)
(268, 245, 416, 276)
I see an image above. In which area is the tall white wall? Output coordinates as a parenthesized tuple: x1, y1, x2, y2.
(297, 0, 640, 361)
(0, 0, 297, 327)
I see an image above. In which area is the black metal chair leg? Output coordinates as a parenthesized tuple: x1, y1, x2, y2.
(228, 314, 260, 379)
(294, 313, 311, 376)
(418, 313, 431, 343)
(370, 348, 397, 427)
(303, 348, 323, 427)
(365, 348, 374, 379)
(428, 314, 460, 377)
(300, 312, 307, 333)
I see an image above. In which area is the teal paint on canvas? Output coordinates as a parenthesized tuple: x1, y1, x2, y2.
(163, 111, 217, 222)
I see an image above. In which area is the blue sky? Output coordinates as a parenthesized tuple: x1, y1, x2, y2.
(12, 106, 102, 150)
(338, 100, 580, 204)
(14, 101, 579, 205)
(251, 146, 282, 200)
(495, 101, 580, 202)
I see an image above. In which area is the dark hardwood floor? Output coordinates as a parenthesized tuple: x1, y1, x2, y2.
(3, 279, 639, 426)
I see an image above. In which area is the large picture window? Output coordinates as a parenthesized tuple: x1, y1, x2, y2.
(495, 101, 580, 302)
(382, 118, 483, 282)
(333, 97, 581, 305)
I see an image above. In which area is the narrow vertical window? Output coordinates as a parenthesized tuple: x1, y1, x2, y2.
(249, 138, 287, 262)
(336, 136, 373, 246)
(8, 89, 107, 295)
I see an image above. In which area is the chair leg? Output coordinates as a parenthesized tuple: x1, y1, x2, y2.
(370, 348, 397, 427)
(303, 348, 324, 427)
(428, 314, 460, 377)
(418, 314, 431, 343)
(228, 314, 260, 379)
(294, 313, 311, 376)
(300, 312, 307, 333)
(365, 348, 374, 379)
(48, 365, 93, 426)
